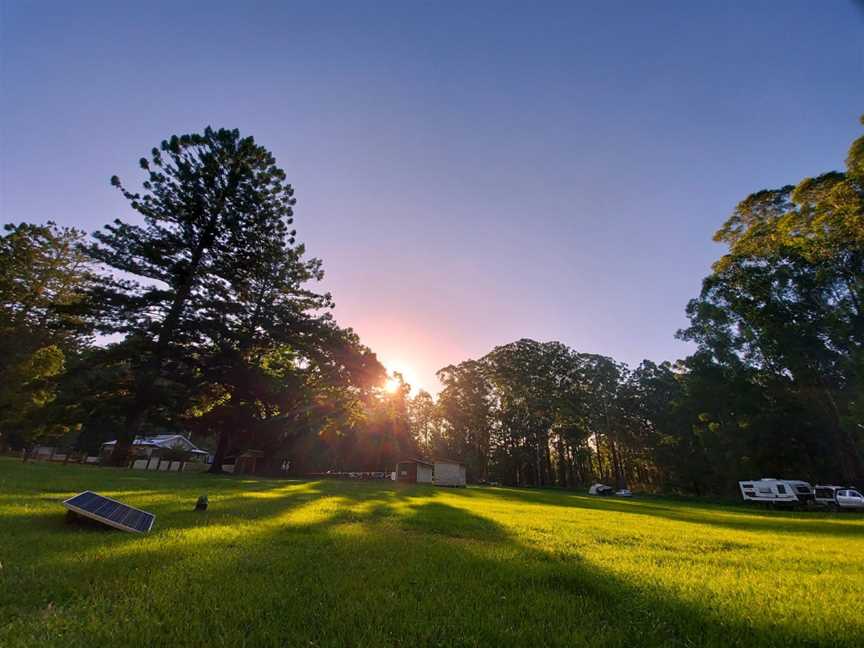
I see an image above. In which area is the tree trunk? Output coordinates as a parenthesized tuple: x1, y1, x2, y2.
(592, 430, 606, 482)
(543, 440, 554, 487)
(209, 428, 232, 474)
(531, 433, 540, 486)
(570, 446, 582, 486)
(555, 437, 567, 487)
(108, 176, 238, 465)
(609, 438, 625, 489)
(107, 397, 150, 465)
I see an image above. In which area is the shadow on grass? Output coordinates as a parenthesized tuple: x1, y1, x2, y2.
(3, 483, 852, 647)
(2, 460, 860, 646)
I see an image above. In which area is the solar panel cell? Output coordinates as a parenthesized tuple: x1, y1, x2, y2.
(123, 509, 144, 529)
(136, 513, 155, 533)
(95, 501, 122, 518)
(107, 505, 131, 523)
(67, 491, 100, 510)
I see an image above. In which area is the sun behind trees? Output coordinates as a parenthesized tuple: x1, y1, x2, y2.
(0, 127, 408, 473)
(1, 119, 863, 493)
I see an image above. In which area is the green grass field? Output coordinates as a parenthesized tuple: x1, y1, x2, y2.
(1, 457, 862, 647)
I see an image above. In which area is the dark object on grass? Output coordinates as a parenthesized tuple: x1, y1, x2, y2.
(195, 495, 209, 511)
(65, 509, 110, 531)
(62, 491, 155, 533)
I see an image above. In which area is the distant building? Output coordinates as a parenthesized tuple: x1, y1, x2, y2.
(395, 458, 433, 483)
(225, 449, 267, 475)
(433, 459, 467, 487)
(101, 434, 211, 462)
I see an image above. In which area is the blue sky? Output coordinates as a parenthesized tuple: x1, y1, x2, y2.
(2, 1, 863, 393)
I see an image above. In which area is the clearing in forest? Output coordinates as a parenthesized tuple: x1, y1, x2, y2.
(0, 457, 862, 647)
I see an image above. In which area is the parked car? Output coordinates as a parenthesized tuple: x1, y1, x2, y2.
(837, 489, 864, 510)
(814, 485, 864, 511)
(615, 489, 633, 497)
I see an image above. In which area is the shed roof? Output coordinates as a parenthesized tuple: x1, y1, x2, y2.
(432, 458, 466, 465)
(397, 457, 433, 466)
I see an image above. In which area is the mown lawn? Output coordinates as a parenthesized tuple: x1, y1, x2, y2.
(0, 457, 862, 647)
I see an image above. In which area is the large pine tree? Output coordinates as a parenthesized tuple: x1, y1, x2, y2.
(89, 127, 327, 463)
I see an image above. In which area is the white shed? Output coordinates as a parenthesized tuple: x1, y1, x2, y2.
(433, 459, 467, 487)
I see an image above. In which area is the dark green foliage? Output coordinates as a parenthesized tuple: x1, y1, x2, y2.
(433, 341, 667, 490)
(1, 128, 392, 469)
(88, 127, 331, 463)
(0, 222, 95, 450)
(678, 122, 864, 484)
(419, 118, 864, 492)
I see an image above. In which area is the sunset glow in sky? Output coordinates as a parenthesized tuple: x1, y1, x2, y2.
(2, 1, 863, 394)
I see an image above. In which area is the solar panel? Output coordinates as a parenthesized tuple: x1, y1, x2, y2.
(62, 491, 155, 533)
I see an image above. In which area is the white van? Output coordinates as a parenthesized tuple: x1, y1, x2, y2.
(738, 479, 813, 506)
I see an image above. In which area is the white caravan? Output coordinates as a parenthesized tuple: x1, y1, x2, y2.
(588, 483, 614, 496)
(738, 479, 814, 505)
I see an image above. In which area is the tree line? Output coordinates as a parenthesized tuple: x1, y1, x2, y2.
(415, 116, 864, 493)
(2, 121, 863, 493)
(1, 129, 414, 474)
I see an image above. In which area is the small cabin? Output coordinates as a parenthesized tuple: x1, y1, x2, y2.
(433, 459, 467, 487)
(395, 459, 433, 483)
(233, 450, 266, 475)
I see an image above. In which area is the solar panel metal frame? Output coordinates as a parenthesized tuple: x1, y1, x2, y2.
(62, 490, 155, 533)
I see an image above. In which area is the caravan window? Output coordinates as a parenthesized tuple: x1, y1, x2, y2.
(758, 487, 772, 494)
(776, 484, 787, 494)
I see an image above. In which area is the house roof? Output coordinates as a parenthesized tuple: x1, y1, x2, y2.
(238, 450, 266, 457)
(397, 457, 433, 466)
(101, 435, 209, 455)
(432, 458, 465, 466)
